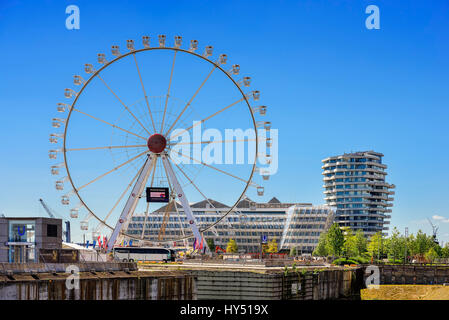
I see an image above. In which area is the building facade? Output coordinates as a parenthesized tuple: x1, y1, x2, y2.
(125, 197, 335, 254)
(322, 151, 395, 236)
(0, 217, 62, 263)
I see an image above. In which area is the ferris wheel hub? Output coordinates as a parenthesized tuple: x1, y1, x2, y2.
(147, 133, 167, 153)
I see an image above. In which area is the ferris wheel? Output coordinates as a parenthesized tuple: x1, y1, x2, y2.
(49, 35, 272, 251)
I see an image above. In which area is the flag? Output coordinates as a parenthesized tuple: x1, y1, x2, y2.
(193, 237, 203, 250)
(86, 240, 90, 248)
(93, 240, 96, 248)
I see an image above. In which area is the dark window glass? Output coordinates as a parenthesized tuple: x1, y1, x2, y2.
(47, 224, 58, 237)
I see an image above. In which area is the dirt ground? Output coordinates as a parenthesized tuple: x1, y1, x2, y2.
(361, 285, 449, 300)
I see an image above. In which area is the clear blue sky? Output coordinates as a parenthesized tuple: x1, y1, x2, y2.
(0, 0, 448, 243)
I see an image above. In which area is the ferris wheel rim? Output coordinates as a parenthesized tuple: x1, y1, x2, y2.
(62, 45, 259, 243)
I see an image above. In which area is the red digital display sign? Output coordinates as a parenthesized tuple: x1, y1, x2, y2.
(146, 187, 169, 203)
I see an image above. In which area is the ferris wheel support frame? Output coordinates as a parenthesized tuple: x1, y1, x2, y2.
(106, 154, 155, 252)
(161, 153, 207, 253)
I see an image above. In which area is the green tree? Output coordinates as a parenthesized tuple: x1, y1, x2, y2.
(342, 228, 357, 258)
(410, 230, 434, 259)
(267, 239, 278, 253)
(289, 246, 297, 257)
(433, 243, 443, 257)
(262, 243, 269, 253)
(206, 238, 215, 252)
(425, 247, 439, 263)
(405, 234, 415, 262)
(313, 232, 328, 257)
(441, 244, 449, 259)
(388, 227, 403, 262)
(354, 230, 368, 256)
(226, 239, 238, 253)
(368, 232, 386, 261)
(326, 224, 344, 257)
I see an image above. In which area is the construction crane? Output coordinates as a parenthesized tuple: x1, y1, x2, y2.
(39, 198, 71, 243)
(427, 218, 439, 245)
(158, 200, 175, 241)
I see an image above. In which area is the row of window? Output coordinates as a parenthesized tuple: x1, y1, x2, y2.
(325, 157, 381, 164)
(284, 238, 319, 243)
(285, 231, 321, 237)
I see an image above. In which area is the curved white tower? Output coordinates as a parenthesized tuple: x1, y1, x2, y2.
(322, 151, 394, 237)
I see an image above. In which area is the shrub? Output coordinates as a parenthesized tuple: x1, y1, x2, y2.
(351, 256, 370, 264)
(332, 258, 359, 266)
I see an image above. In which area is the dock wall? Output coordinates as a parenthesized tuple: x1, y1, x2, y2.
(192, 267, 363, 300)
(0, 262, 195, 300)
(364, 264, 449, 285)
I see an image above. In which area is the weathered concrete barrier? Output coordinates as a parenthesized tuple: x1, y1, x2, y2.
(363, 264, 449, 285)
(191, 267, 363, 300)
(0, 262, 137, 274)
(0, 262, 195, 300)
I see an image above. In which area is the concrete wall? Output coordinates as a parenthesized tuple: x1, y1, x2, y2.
(192, 268, 363, 300)
(0, 272, 195, 300)
(0, 262, 365, 300)
(0, 262, 194, 300)
(364, 265, 449, 285)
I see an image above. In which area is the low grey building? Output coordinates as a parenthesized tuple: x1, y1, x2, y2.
(0, 217, 62, 263)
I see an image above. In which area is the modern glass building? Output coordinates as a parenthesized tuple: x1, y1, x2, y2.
(125, 197, 335, 254)
(322, 151, 395, 237)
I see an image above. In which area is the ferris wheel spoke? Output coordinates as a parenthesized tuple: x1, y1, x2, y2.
(140, 201, 151, 239)
(94, 160, 147, 233)
(170, 157, 220, 213)
(72, 107, 147, 140)
(66, 144, 147, 152)
(169, 97, 245, 141)
(96, 74, 151, 136)
(171, 152, 258, 187)
(164, 154, 191, 241)
(160, 50, 178, 133)
(132, 53, 156, 132)
(77, 150, 148, 192)
(169, 155, 228, 234)
(161, 156, 175, 193)
(158, 200, 174, 241)
(162, 156, 194, 240)
(168, 138, 256, 146)
(157, 155, 178, 242)
(164, 66, 217, 137)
